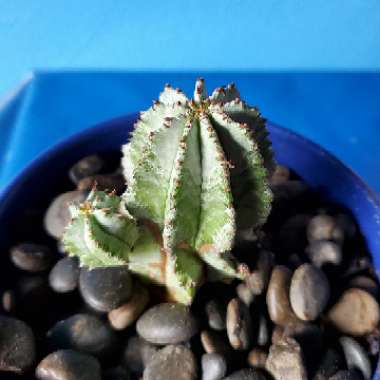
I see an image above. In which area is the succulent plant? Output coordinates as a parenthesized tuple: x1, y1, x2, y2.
(63, 79, 275, 304)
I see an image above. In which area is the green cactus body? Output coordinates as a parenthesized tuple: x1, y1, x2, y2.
(63, 79, 274, 304)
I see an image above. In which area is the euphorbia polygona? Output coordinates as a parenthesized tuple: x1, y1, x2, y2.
(63, 79, 275, 304)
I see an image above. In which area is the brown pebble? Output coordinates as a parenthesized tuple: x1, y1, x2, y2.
(246, 250, 274, 295)
(348, 276, 379, 298)
(108, 283, 149, 330)
(266, 266, 300, 326)
(236, 283, 255, 306)
(200, 330, 231, 355)
(247, 348, 268, 369)
(2, 290, 16, 313)
(226, 298, 252, 350)
(307, 214, 344, 243)
(327, 288, 380, 336)
(266, 337, 307, 380)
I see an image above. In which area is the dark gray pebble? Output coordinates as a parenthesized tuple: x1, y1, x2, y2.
(307, 215, 344, 243)
(257, 314, 269, 347)
(340, 336, 372, 380)
(266, 337, 307, 380)
(137, 303, 198, 345)
(143, 345, 197, 380)
(79, 266, 132, 312)
(236, 283, 255, 306)
(306, 240, 342, 267)
(206, 299, 226, 331)
(47, 313, 116, 357)
(226, 298, 252, 350)
(44, 190, 88, 239)
(278, 214, 310, 253)
(49, 256, 80, 293)
(69, 155, 104, 184)
(348, 276, 379, 298)
(77, 173, 125, 194)
(10, 242, 54, 272)
(123, 335, 157, 374)
(202, 353, 227, 380)
(328, 369, 364, 380)
(223, 368, 267, 380)
(335, 213, 356, 239)
(314, 348, 345, 380)
(0, 316, 36, 374)
(289, 263, 330, 321)
(36, 349, 101, 380)
(104, 366, 130, 380)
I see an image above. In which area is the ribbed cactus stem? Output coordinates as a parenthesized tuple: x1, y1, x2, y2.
(63, 79, 275, 304)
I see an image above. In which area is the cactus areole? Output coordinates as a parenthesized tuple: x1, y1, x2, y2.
(63, 79, 275, 304)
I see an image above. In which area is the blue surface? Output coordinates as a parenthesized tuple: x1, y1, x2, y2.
(1, 1, 380, 95)
(0, 71, 379, 195)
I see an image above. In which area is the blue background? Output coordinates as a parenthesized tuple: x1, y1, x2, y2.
(0, 2, 379, 193)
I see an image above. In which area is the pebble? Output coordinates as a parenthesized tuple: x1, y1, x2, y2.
(123, 335, 158, 373)
(306, 240, 342, 267)
(0, 316, 36, 374)
(77, 173, 126, 194)
(201, 330, 231, 355)
(205, 299, 226, 331)
(247, 348, 268, 369)
(201, 353, 227, 380)
(246, 250, 274, 295)
(49, 256, 80, 293)
(266, 266, 300, 326)
(223, 368, 267, 380)
(266, 337, 308, 380)
(2, 289, 16, 312)
(307, 215, 344, 243)
(137, 303, 198, 345)
(327, 288, 380, 336)
(257, 314, 269, 346)
(236, 283, 255, 306)
(289, 263, 330, 321)
(278, 215, 310, 253)
(313, 348, 345, 380)
(226, 298, 252, 350)
(36, 349, 101, 380)
(108, 283, 150, 330)
(79, 266, 132, 312)
(272, 180, 309, 201)
(143, 345, 197, 380)
(340, 336, 372, 380)
(47, 313, 116, 357)
(348, 275, 379, 297)
(10, 242, 54, 272)
(335, 214, 356, 239)
(44, 190, 88, 239)
(104, 366, 130, 380)
(328, 369, 364, 380)
(69, 154, 104, 184)
(270, 164, 290, 185)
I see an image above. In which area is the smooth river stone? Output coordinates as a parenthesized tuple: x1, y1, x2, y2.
(79, 266, 132, 312)
(36, 349, 101, 380)
(266, 266, 300, 326)
(201, 353, 227, 380)
(266, 337, 307, 380)
(307, 214, 344, 243)
(289, 263, 330, 321)
(223, 368, 267, 380)
(137, 303, 198, 345)
(0, 316, 36, 374)
(327, 288, 380, 336)
(226, 298, 252, 350)
(340, 336, 372, 380)
(143, 345, 197, 380)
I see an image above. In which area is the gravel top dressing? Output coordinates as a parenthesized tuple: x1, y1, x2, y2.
(0, 80, 378, 380)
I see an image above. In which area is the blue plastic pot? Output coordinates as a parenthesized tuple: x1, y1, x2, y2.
(0, 114, 380, 377)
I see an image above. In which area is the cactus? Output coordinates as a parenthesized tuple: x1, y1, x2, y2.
(63, 79, 274, 304)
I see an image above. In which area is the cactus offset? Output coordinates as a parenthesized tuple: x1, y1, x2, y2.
(63, 79, 275, 304)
